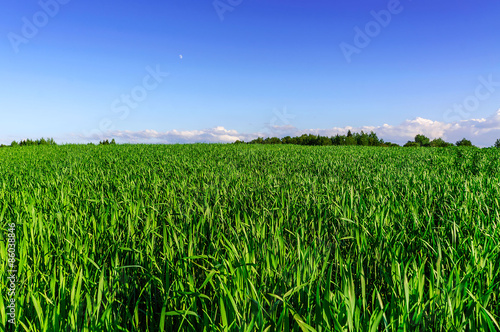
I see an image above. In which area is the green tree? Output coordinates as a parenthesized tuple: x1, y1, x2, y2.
(20, 139, 36, 146)
(318, 136, 332, 146)
(368, 131, 381, 146)
(264, 137, 281, 144)
(331, 135, 345, 146)
(345, 136, 356, 146)
(404, 141, 420, 147)
(357, 131, 369, 146)
(494, 139, 500, 148)
(456, 138, 473, 147)
(430, 138, 453, 147)
(250, 137, 264, 144)
(46, 138, 57, 145)
(414, 134, 430, 147)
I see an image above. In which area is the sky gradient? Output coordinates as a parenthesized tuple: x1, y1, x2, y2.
(2, 0, 500, 146)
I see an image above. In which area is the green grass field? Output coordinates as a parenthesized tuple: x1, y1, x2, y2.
(1, 144, 499, 331)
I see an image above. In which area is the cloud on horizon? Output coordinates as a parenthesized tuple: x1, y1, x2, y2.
(73, 109, 500, 147)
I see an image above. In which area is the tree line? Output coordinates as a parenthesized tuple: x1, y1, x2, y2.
(0, 138, 116, 148)
(236, 131, 398, 147)
(1, 137, 57, 148)
(235, 131, 500, 148)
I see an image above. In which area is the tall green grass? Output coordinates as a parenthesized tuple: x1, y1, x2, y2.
(1, 144, 499, 331)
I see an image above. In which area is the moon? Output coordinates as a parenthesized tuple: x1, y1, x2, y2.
(179, 54, 183, 59)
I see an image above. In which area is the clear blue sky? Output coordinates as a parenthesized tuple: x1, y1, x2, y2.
(1, 0, 500, 145)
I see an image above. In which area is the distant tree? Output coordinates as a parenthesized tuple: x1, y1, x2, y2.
(36, 137, 56, 145)
(264, 137, 281, 144)
(404, 141, 420, 147)
(495, 139, 500, 148)
(46, 138, 57, 145)
(430, 138, 453, 147)
(308, 134, 320, 146)
(331, 134, 345, 146)
(8, 137, 56, 147)
(356, 131, 369, 146)
(345, 136, 356, 146)
(414, 134, 430, 147)
(249, 137, 264, 144)
(294, 134, 318, 146)
(318, 136, 332, 146)
(455, 138, 473, 147)
(236, 131, 400, 147)
(368, 131, 381, 146)
(19, 139, 37, 146)
(111, 138, 116, 145)
(281, 136, 292, 144)
(282, 136, 292, 144)
(10, 141, 19, 147)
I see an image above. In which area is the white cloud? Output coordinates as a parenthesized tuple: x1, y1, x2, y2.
(74, 109, 500, 147)
(75, 126, 242, 144)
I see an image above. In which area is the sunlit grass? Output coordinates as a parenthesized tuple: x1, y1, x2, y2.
(1, 144, 499, 331)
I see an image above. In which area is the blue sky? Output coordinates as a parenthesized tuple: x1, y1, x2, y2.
(1, 0, 500, 146)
